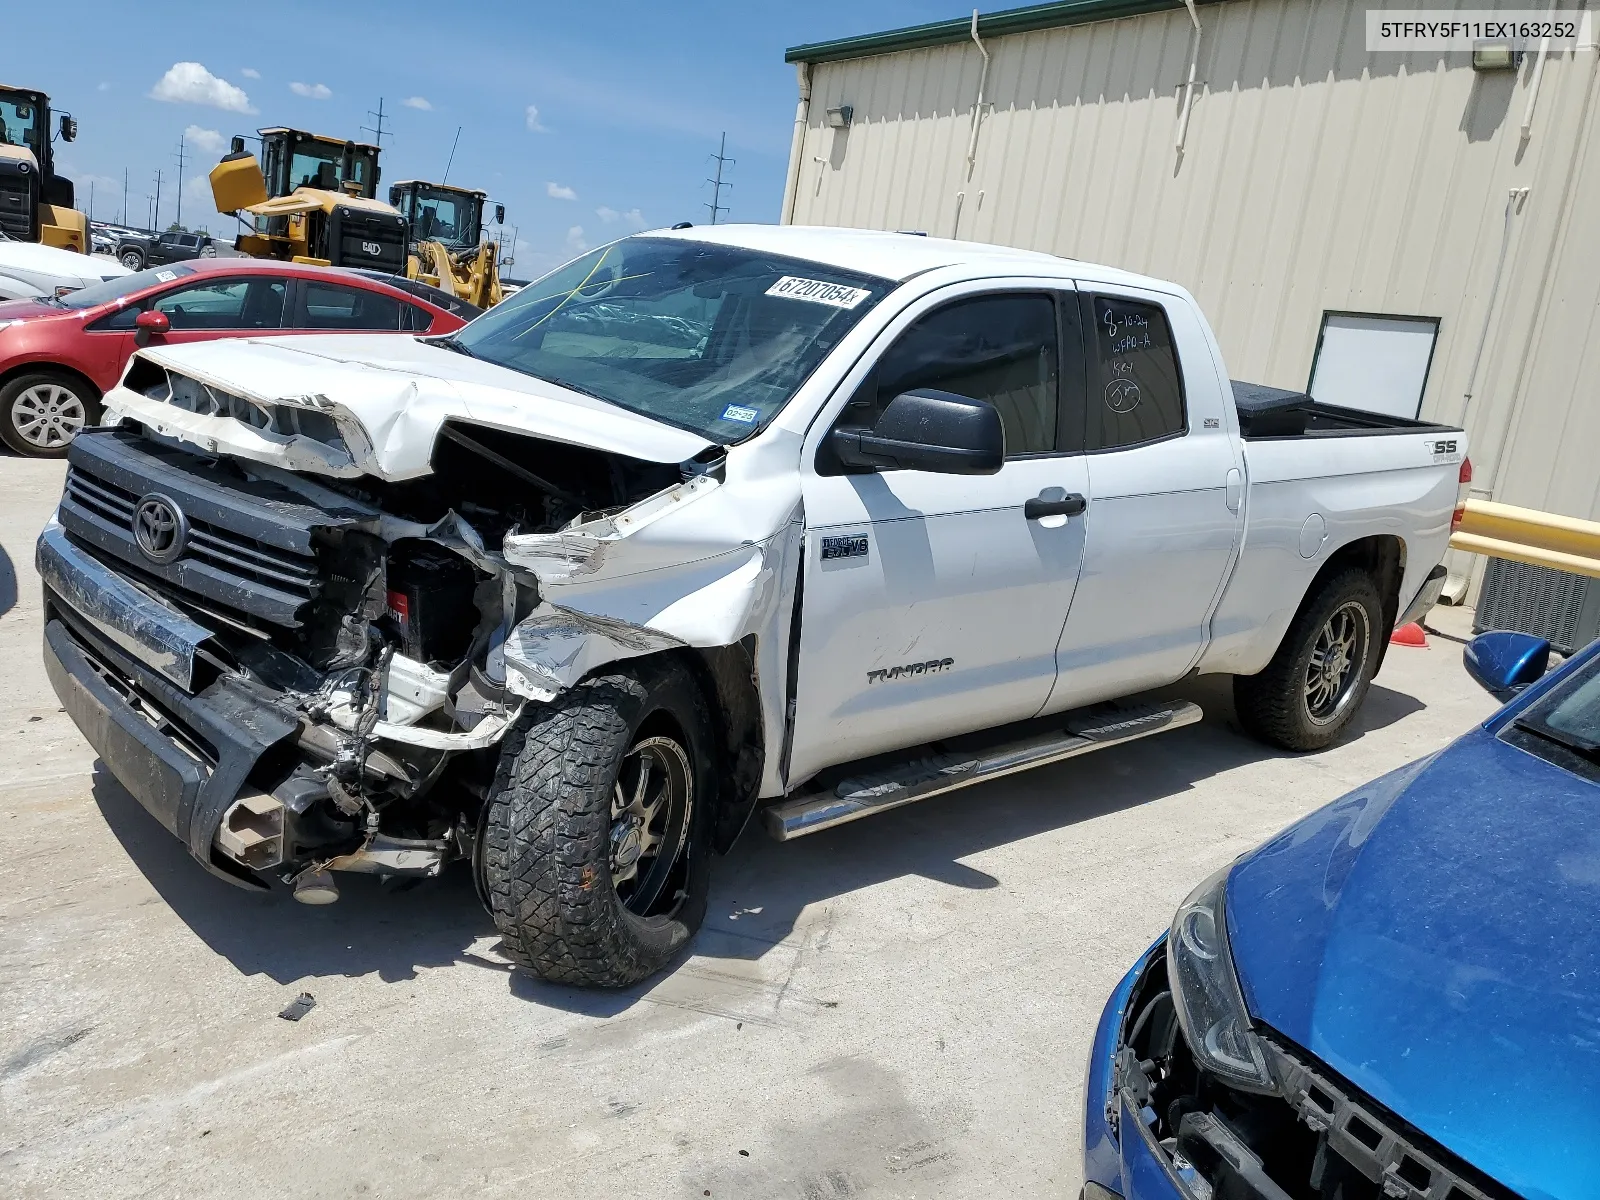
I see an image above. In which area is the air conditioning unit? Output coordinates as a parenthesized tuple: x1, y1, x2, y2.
(1474, 556, 1600, 655)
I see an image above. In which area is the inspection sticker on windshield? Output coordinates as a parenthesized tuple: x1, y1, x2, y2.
(721, 404, 759, 425)
(154, 270, 178, 282)
(766, 276, 872, 309)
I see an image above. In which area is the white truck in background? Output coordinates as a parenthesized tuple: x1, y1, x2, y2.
(39, 225, 1462, 987)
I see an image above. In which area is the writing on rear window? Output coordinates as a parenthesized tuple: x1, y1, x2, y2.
(766, 277, 872, 309)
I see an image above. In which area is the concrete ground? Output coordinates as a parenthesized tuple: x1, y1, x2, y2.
(0, 450, 1499, 1199)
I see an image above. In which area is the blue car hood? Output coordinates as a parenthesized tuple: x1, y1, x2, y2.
(1226, 728, 1600, 1200)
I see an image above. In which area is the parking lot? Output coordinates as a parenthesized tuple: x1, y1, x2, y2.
(0, 450, 1499, 1199)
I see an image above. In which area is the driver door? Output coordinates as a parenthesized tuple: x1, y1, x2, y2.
(787, 285, 1091, 786)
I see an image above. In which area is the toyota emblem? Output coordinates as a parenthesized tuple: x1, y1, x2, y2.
(132, 494, 188, 565)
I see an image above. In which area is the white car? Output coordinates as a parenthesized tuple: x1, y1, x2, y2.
(0, 238, 130, 301)
(40, 225, 1464, 988)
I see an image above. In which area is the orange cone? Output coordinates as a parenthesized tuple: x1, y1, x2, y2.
(1390, 622, 1428, 647)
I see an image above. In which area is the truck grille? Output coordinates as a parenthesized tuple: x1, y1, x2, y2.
(65, 468, 319, 599)
(55, 430, 381, 631)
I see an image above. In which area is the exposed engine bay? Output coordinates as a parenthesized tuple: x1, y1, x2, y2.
(45, 355, 779, 898)
(1113, 951, 1499, 1200)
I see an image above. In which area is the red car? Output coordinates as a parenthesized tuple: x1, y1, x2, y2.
(0, 259, 473, 457)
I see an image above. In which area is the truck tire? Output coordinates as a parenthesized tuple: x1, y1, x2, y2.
(481, 661, 714, 987)
(0, 370, 102, 457)
(1233, 568, 1383, 752)
(119, 248, 145, 271)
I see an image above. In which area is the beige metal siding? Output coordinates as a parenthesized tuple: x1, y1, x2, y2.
(789, 0, 1600, 533)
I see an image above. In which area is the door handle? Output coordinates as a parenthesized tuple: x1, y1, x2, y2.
(1024, 492, 1087, 520)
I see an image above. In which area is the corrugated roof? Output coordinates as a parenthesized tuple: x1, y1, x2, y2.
(785, 0, 1211, 64)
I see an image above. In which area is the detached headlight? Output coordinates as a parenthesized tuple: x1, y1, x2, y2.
(1166, 864, 1275, 1093)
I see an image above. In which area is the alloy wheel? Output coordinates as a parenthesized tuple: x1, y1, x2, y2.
(609, 734, 693, 917)
(1304, 601, 1370, 725)
(11, 383, 87, 450)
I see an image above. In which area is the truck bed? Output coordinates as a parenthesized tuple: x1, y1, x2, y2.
(1231, 380, 1461, 440)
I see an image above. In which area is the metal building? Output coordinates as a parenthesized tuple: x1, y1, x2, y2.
(780, 0, 1600, 601)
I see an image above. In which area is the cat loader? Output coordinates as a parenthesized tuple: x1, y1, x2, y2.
(388, 179, 506, 308)
(209, 128, 407, 273)
(0, 84, 86, 252)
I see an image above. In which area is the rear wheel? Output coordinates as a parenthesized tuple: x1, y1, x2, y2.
(480, 661, 713, 987)
(0, 371, 101, 457)
(1233, 569, 1383, 751)
(119, 248, 145, 271)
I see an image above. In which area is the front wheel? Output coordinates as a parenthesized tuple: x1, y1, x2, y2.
(0, 371, 102, 457)
(480, 661, 714, 987)
(119, 248, 145, 271)
(1233, 568, 1383, 751)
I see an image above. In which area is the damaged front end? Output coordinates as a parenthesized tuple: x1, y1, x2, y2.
(1101, 871, 1503, 1200)
(42, 377, 776, 898)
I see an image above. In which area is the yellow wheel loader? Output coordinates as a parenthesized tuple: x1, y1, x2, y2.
(388, 180, 506, 309)
(0, 84, 86, 252)
(208, 128, 408, 273)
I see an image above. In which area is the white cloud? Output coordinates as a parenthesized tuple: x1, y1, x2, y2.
(622, 207, 646, 230)
(525, 105, 547, 133)
(566, 226, 588, 251)
(97, 82, 112, 92)
(183, 125, 225, 154)
(547, 182, 577, 201)
(149, 63, 255, 114)
(595, 206, 619, 224)
(290, 81, 332, 100)
(241, 68, 261, 80)
(403, 96, 432, 111)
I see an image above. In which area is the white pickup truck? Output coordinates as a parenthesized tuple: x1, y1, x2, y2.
(38, 226, 1464, 986)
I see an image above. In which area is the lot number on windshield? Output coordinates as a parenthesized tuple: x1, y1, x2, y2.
(766, 277, 872, 309)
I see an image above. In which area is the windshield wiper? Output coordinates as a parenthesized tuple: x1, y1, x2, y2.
(1512, 717, 1600, 763)
(419, 335, 476, 358)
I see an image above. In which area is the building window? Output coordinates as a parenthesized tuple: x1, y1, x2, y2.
(1308, 312, 1440, 420)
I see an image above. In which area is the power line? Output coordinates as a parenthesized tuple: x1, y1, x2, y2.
(704, 132, 734, 225)
(362, 97, 391, 148)
(172, 136, 187, 229)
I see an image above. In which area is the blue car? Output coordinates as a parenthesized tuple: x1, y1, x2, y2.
(1084, 628, 1600, 1200)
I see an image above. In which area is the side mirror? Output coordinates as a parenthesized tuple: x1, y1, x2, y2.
(495, 203, 506, 224)
(829, 389, 1004, 475)
(134, 309, 170, 346)
(1464, 630, 1551, 703)
(59, 114, 77, 143)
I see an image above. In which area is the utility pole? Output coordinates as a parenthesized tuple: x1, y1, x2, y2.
(152, 170, 163, 232)
(442, 125, 462, 184)
(122, 168, 128, 226)
(88, 180, 95, 223)
(704, 132, 734, 225)
(362, 98, 391, 147)
(172, 135, 187, 229)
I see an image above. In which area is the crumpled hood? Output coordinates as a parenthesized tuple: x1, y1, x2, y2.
(115, 333, 713, 479)
(1226, 729, 1600, 1200)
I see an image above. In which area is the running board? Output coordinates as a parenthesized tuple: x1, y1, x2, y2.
(764, 701, 1204, 841)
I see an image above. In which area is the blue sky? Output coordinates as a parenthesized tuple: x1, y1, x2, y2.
(16, 0, 953, 277)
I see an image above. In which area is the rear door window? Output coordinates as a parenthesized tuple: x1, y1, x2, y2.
(296, 282, 405, 330)
(1084, 295, 1187, 451)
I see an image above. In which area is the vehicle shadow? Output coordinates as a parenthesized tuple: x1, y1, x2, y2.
(0, 542, 16, 618)
(92, 674, 1426, 1015)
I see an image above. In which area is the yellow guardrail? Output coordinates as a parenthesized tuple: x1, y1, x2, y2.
(1450, 499, 1600, 580)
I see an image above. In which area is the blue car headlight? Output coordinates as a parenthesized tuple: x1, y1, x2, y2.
(1166, 864, 1276, 1093)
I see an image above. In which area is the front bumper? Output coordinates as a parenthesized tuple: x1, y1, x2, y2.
(40, 526, 301, 888)
(1084, 936, 1190, 1200)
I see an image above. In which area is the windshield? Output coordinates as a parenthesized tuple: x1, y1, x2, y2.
(411, 186, 480, 246)
(1512, 651, 1600, 775)
(0, 92, 44, 157)
(53, 264, 196, 309)
(452, 237, 892, 442)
